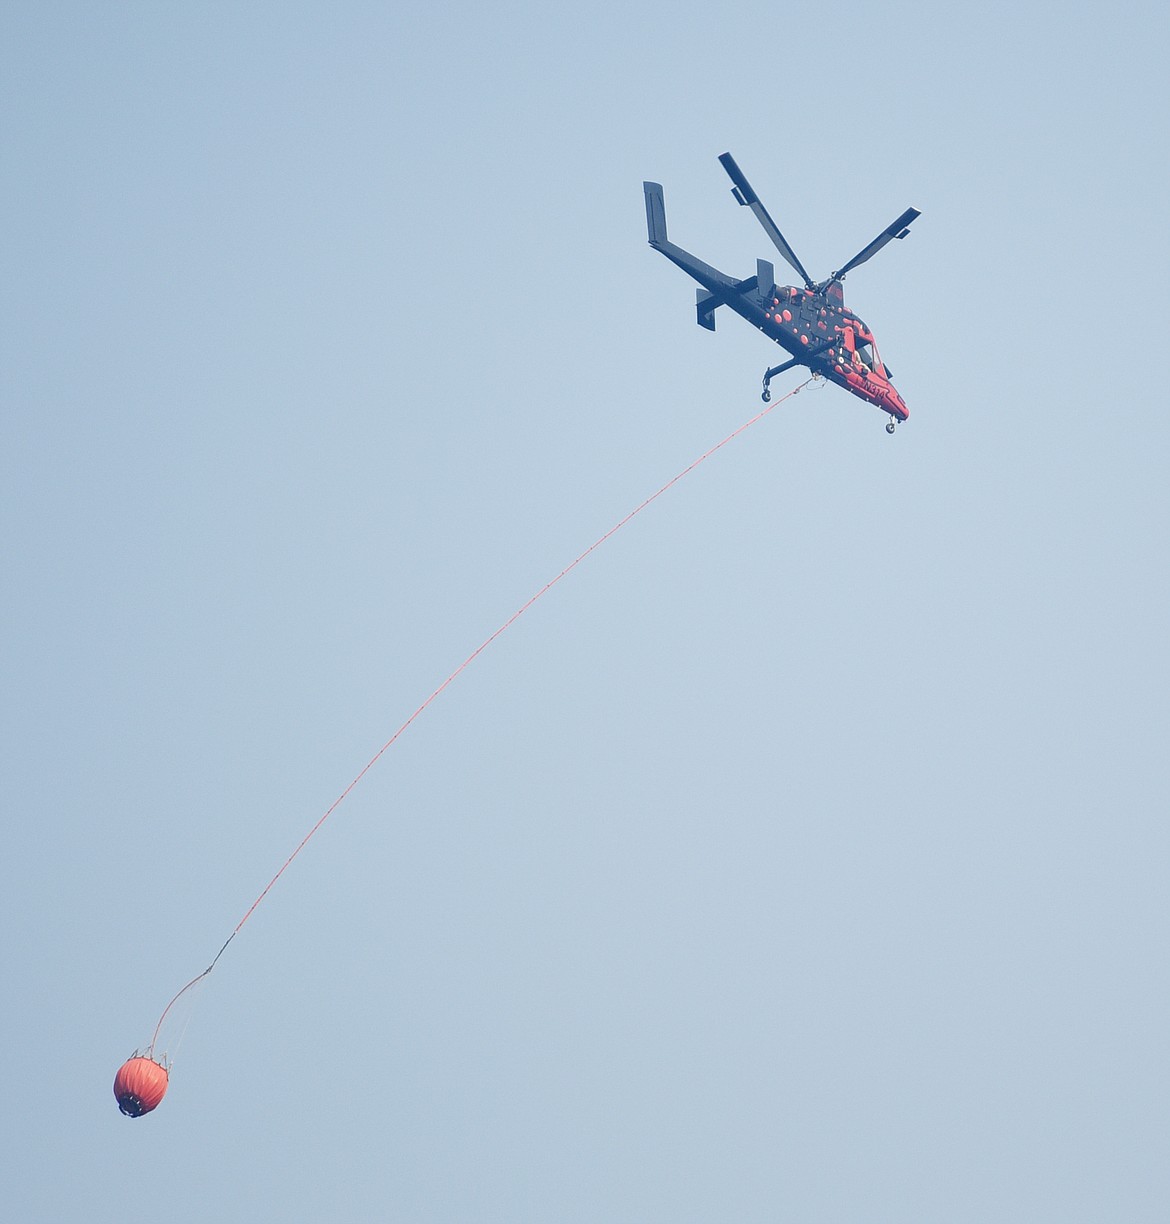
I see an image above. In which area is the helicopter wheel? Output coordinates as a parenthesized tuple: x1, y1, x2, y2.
(761, 387, 771, 403)
(885, 420, 896, 435)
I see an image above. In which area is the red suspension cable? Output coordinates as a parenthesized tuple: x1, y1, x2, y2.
(148, 378, 813, 1052)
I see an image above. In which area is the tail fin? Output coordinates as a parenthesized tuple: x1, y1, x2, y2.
(643, 182, 668, 246)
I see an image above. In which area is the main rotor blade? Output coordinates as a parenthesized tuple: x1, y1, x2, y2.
(831, 207, 921, 281)
(718, 152, 814, 289)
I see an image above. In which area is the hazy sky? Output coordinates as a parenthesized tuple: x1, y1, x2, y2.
(3, 3, 1168, 1221)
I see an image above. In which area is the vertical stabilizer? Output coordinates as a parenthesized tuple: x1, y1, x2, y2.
(643, 182, 668, 246)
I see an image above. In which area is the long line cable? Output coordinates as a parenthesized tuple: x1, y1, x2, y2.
(147, 376, 814, 1055)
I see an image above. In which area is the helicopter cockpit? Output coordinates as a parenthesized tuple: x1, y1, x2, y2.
(849, 324, 884, 376)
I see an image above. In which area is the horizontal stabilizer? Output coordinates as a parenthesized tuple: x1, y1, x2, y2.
(697, 289, 716, 331)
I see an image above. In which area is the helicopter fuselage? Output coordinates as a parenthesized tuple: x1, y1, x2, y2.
(751, 281, 908, 422)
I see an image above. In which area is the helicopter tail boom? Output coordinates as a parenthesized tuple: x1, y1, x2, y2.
(643, 181, 740, 308)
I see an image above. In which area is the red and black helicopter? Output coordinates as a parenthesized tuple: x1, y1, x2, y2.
(644, 153, 920, 433)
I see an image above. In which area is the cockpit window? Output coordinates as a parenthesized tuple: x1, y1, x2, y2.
(854, 334, 884, 376)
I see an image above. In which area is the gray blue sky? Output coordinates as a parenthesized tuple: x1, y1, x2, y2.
(3, 2, 1168, 1220)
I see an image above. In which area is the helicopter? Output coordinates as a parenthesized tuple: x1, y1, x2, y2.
(643, 153, 920, 433)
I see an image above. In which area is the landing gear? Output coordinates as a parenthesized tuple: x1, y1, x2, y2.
(885, 420, 897, 435)
(761, 356, 801, 404)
